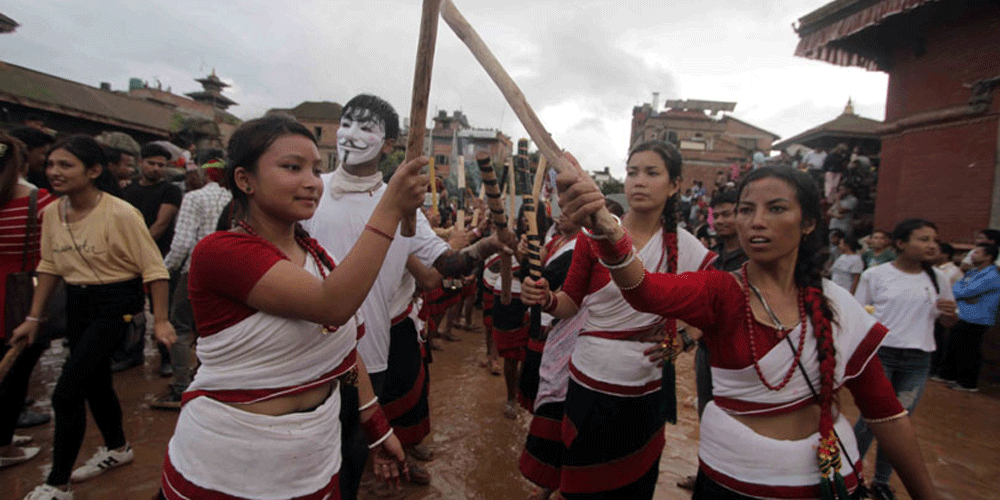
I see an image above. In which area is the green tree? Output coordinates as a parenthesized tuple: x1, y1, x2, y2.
(601, 177, 624, 195)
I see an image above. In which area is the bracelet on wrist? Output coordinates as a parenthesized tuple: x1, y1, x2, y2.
(359, 396, 379, 412)
(542, 290, 559, 313)
(599, 251, 636, 270)
(590, 228, 632, 264)
(619, 272, 646, 291)
(25, 316, 43, 323)
(362, 406, 394, 448)
(365, 224, 395, 242)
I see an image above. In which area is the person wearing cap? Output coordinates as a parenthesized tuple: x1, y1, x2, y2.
(152, 154, 232, 408)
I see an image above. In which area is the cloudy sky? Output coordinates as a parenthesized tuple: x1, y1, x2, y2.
(4, 0, 887, 176)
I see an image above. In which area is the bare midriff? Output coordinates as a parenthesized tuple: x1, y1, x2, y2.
(226, 381, 335, 416)
(731, 402, 837, 441)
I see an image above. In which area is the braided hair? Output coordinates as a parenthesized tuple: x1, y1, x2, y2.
(627, 141, 682, 362)
(736, 166, 840, 469)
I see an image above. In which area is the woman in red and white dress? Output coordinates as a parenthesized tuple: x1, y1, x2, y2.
(555, 165, 940, 500)
(159, 115, 428, 500)
(522, 141, 714, 499)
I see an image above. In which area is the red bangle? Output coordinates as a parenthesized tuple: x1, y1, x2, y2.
(590, 231, 632, 264)
(542, 290, 559, 313)
(362, 406, 393, 448)
(365, 224, 395, 242)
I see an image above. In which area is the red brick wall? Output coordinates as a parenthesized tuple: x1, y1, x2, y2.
(876, 117, 999, 243)
(884, 5, 1000, 122)
(876, 4, 1000, 243)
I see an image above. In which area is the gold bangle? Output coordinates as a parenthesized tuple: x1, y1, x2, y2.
(863, 409, 908, 424)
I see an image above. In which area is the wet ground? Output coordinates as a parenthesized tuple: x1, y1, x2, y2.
(2, 307, 998, 499)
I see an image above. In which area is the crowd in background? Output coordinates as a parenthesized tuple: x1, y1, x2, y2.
(0, 110, 998, 500)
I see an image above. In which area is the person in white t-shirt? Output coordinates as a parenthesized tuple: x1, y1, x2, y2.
(830, 234, 864, 293)
(852, 218, 957, 498)
(303, 94, 513, 490)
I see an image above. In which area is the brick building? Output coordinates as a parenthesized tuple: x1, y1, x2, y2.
(795, 0, 1000, 386)
(795, 0, 1000, 243)
(631, 97, 779, 191)
(267, 101, 343, 171)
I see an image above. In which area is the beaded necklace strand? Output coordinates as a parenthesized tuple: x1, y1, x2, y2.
(237, 220, 339, 334)
(740, 263, 808, 391)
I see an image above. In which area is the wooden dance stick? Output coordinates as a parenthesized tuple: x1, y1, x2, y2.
(0, 341, 25, 384)
(429, 157, 438, 216)
(456, 155, 466, 227)
(402, 0, 443, 237)
(525, 154, 548, 280)
(440, 0, 617, 230)
(476, 152, 513, 304)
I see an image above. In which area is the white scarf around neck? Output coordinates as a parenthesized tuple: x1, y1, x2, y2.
(328, 165, 383, 199)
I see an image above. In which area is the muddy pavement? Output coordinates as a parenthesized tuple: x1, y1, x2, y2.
(2, 308, 998, 499)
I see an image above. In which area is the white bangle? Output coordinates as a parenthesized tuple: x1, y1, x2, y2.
(359, 396, 379, 412)
(580, 214, 622, 240)
(599, 251, 639, 270)
(367, 428, 394, 449)
(25, 316, 42, 323)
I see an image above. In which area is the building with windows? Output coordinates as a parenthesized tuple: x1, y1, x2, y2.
(267, 101, 343, 171)
(630, 97, 779, 190)
(794, 0, 1000, 243)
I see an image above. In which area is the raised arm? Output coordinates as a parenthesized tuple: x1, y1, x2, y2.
(245, 157, 428, 326)
(554, 170, 717, 329)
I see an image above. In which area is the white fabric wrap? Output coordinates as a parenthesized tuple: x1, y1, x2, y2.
(186, 257, 358, 397)
(699, 401, 859, 492)
(570, 228, 709, 393)
(711, 281, 882, 414)
(167, 386, 341, 499)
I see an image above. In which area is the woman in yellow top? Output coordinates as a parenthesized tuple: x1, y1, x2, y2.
(11, 134, 177, 500)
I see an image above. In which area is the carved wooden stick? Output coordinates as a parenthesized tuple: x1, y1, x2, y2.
(440, 0, 617, 231)
(526, 154, 548, 280)
(477, 153, 513, 304)
(402, 0, 443, 236)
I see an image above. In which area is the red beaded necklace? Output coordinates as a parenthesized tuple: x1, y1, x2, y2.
(740, 263, 809, 391)
(236, 220, 338, 333)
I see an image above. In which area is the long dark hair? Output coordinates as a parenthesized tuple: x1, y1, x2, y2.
(627, 140, 682, 234)
(891, 218, 940, 293)
(225, 114, 317, 223)
(48, 134, 121, 197)
(736, 166, 842, 463)
(0, 132, 26, 207)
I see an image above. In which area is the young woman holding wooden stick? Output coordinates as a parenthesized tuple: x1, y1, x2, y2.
(521, 141, 714, 499)
(551, 164, 939, 500)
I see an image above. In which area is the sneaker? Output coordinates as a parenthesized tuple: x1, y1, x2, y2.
(928, 374, 947, 382)
(149, 388, 183, 410)
(16, 410, 50, 428)
(0, 446, 40, 468)
(12, 435, 33, 445)
(24, 484, 73, 500)
(157, 362, 174, 378)
(69, 445, 134, 482)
